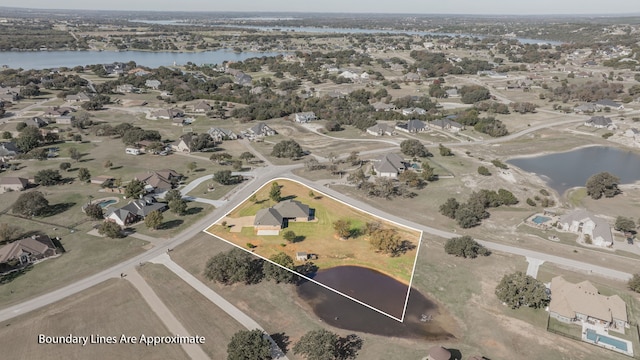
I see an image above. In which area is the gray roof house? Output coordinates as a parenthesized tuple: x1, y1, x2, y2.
(395, 119, 426, 133)
(207, 128, 238, 142)
(0, 141, 20, 159)
(366, 123, 395, 136)
(0, 177, 29, 193)
(106, 198, 167, 226)
(558, 209, 613, 247)
(273, 200, 310, 221)
(151, 108, 184, 120)
(429, 118, 465, 132)
(24, 117, 48, 128)
(584, 116, 613, 129)
(374, 153, 407, 178)
(594, 99, 624, 110)
(254, 208, 284, 229)
(574, 103, 598, 113)
(193, 101, 212, 113)
(248, 122, 276, 137)
(371, 102, 396, 112)
(0, 235, 58, 273)
(254, 200, 312, 235)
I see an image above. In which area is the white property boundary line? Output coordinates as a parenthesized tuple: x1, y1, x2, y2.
(202, 177, 423, 323)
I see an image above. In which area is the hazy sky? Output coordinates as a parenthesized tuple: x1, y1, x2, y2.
(3, 0, 640, 15)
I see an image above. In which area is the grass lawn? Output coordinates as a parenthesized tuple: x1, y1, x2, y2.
(207, 179, 421, 284)
(132, 203, 215, 238)
(547, 317, 583, 340)
(138, 263, 245, 359)
(0, 220, 148, 308)
(0, 279, 189, 359)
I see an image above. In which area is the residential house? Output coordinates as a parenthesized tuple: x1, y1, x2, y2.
(65, 92, 91, 102)
(145, 79, 161, 89)
(295, 252, 308, 261)
(395, 119, 427, 133)
(56, 115, 74, 125)
(24, 117, 48, 128)
(584, 116, 614, 129)
(116, 84, 137, 93)
(207, 128, 238, 142)
(103, 62, 126, 76)
(426, 346, 451, 360)
(624, 128, 640, 142)
(366, 123, 395, 136)
(445, 88, 459, 98)
(374, 153, 407, 178)
(90, 175, 114, 186)
(558, 209, 613, 247)
(574, 103, 598, 113)
(594, 99, 624, 111)
(338, 70, 359, 80)
(134, 169, 181, 194)
(371, 102, 396, 112)
(193, 101, 211, 113)
(248, 122, 276, 137)
(43, 107, 69, 119)
(253, 200, 311, 234)
(234, 72, 253, 86)
(0, 141, 20, 159)
(549, 276, 628, 331)
(172, 118, 185, 126)
(151, 108, 184, 120)
(429, 118, 465, 133)
(293, 112, 317, 123)
(0, 177, 29, 193)
(106, 197, 167, 227)
(0, 235, 58, 273)
(401, 107, 427, 116)
(171, 133, 195, 153)
(404, 72, 421, 82)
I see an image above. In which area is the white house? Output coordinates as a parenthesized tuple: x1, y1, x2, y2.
(557, 209, 613, 247)
(294, 112, 317, 123)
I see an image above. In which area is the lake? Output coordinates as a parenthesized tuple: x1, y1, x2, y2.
(0, 50, 284, 70)
(507, 146, 640, 196)
(297, 266, 454, 339)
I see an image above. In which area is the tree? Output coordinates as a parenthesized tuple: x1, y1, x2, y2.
(16, 125, 42, 152)
(204, 248, 263, 285)
(12, 191, 49, 217)
(144, 210, 163, 230)
(439, 198, 460, 219)
(400, 139, 430, 157)
(232, 160, 243, 171)
(214, 170, 240, 185)
(497, 189, 518, 206)
(84, 203, 104, 220)
(59, 162, 71, 172)
(98, 221, 124, 238)
(34, 169, 63, 186)
(264, 252, 297, 284)
(369, 228, 403, 255)
(169, 198, 188, 216)
(445, 236, 489, 258)
(210, 152, 232, 164)
(0, 223, 22, 242)
(615, 216, 636, 233)
(68, 147, 81, 162)
(293, 329, 339, 360)
(78, 168, 91, 182)
(125, 179, 146, 199)
(271, 139, 304, 158)
(227, 329, 271, 360)
(398, 170, 424, 188)
(495, 271, 549, 309)
(477, 166, 491, 176)
(239, 151, 255, 163)
(104, 159, 113, 168)
(333, 219, 351, 239)
(269, 182, 281, 202)
(186, 161, 197, 172)
(629, 274, 640, 293)
(421, 162, 435, 181)
(346, 151, 360, 166)
(2, 131, 12, 139)
(586, 172, 620, 199)
(283, 230, 297, 243)
(438, 143, 453, 156)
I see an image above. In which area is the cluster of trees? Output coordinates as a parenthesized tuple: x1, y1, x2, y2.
(271, 140, 304, 159)
(227, 328, 362, 360)
(332, 220, 409, 256)
(459, 85, 492, 104)
(399, 139, 431, 158)
(444, 236, 490, 258)
(12, 191, 50, 217)
(213, 170, 243, 185)
(448, 110, 508, 137)
(34, 169, 63, 186)
(409, 50, 492, 77)
(204, 248, 301, 286)
(614, 216, 636, 233)
(509, 102, 538, 114)
(440, 188, 518, 228)
(549, 81, 624, 103)
(347, 172, 415, 199)
(585, 172, 620, 200)
(629, 273, 640, 293)
(474, 100, 510, 114)
(495, 271, 549, 309)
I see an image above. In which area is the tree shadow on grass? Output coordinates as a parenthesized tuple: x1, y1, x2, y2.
(293, 235, 306, 243)
(43, 202, 76, 217)
(336, 334, 363, 360)
(270, 332, 290, 354)
(0, 265, 33, 285)
(281, 195, 298, 201)
(185, 207, 202, 216)
(160, 219, 183, 230)
(110, 166, 123, 170)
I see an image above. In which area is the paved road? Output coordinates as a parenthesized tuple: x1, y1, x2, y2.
(150, 254, 289, 360)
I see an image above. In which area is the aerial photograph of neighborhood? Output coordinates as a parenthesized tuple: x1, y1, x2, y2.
(2, 0, 640, 359)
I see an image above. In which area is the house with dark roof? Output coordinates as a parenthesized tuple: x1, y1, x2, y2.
(374, 153, 407, 178)
(395, 119, 426, 133)
(584, 116, 614, 129)
(549, 276, 628, 331)
(193, 101, 212, 113)
(24, 117, 48, 128)
(0, 177, 29, 193)
(0, 235, 58, 274)
(134, 169, 181, 194)
(106, 197, 167, 226)
(234, 72, 253, 86)
(253, 200, 312, 234)
(0, 141, 20, 159)
(248, 122, 276, 137)
(594, 99, 624, 111)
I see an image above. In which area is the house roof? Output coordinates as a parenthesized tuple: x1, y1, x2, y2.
(427, 346, 451, 360)
(430, 118, 463, 129)
(371, 102, 395, 111)
(254, 208, 283, 227)
(0, 235, 56, 263)
(119, 199, 166, 217)
(375, 153, 405, 174)
(134, 170, 179, 192)
(594, 99, 621, 108)
(194, 101, 211, 111)
(273, 200, 309, 219)
(586, 116, 612, 126)
(559, 209, 613, 244)
(250, 122, 274, 135)
(398, 119, 426, 132)
(549, 276, 627, 323)
(0, 177, 28, 187)
(367, 123, 394, 135)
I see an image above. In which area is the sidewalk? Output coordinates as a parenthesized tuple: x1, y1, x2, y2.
(126, 269, 209, 360)
(150, 253, 289, 360)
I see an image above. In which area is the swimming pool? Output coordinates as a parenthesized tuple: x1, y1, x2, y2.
(98, 199, 117, 208)
(532, 215, 551, 224)
(586, 329, 628, 352)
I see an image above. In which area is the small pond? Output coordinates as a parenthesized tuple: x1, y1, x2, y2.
(297, 266, 454, 340)
(507, 146, 640, 196)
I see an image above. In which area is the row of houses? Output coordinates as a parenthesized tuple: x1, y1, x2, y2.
(574, 99, 625, 113)
(366, 118, 464, 137)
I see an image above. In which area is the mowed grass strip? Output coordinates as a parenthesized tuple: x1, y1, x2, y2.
(208, 179, 420, 283)
(138, 263, 245, 359)
(0, 279, 189, 360)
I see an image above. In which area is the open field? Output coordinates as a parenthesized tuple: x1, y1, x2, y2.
(138, 263, 245, 359)
(207, 179, 421, 283)
(132, 202, 215, 238)
(0, 279, 189, 359)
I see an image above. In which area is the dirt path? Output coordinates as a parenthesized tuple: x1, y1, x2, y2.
(126, 269, 209, 360)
